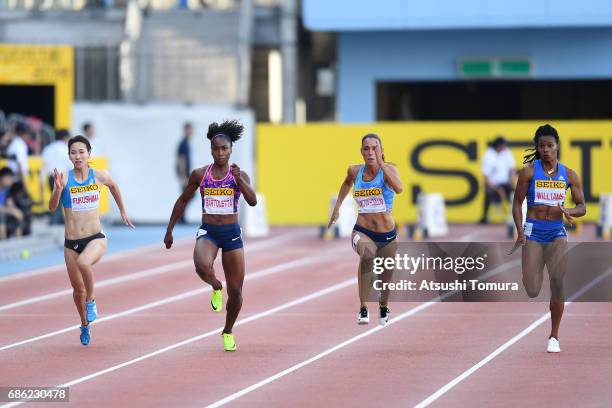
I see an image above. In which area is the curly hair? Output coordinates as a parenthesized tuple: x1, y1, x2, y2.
(207, 119, 244, 145)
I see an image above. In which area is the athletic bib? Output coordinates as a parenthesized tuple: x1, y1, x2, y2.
(203, 188, 235, 214)
(69, 184, 101, 212)
(354, 187, 387, 213)
(533, 180, 567, 206)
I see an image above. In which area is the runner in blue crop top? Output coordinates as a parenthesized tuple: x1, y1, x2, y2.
(512, 124, 586, 353)
(48, 135, 134, 347)
(328, 133, 403, 327)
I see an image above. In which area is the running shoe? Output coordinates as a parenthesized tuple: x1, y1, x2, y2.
(80, 325, 91, 346)
(547, 337, 561, 353)
(379, 306, 390, 326)
(223, 333, 237, 351)
(211, 289, 223, 312)
(86, 300, 97, 322)
(357, 306, 369, 325)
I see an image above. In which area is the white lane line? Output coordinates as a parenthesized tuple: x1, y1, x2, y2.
(205, 301, 436, 408)
(0, 278, 357, 408)
(0, 229, 307, 283)
(0, 262, 191, 311)
(202, 259, 532, 407)
(414, 266, 612, 408)
(0, 248, 346, 352)
(0, 237, 192, 282)
(0, 232, 301, 311)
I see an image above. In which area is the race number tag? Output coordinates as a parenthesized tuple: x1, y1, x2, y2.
(204, 188, 235, 214)
(534, 180, 566, 206)
(69, 184, 100, 212)
(354, 188, 386, 213)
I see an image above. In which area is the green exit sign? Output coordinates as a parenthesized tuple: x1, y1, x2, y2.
(459, 58, 532, 78)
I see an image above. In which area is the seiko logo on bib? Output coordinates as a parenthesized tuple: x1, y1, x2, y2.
(535, 180, 566, 189)
(69, 184, 99, 194)
(205, 188, 234, 196)
(354, 188, 382, 197)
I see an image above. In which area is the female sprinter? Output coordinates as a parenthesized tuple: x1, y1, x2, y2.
(49, 135, 134, 346)
(164, 120, 257, 352)
(512, 124, 586, 353)
(328, 134, 403, 326)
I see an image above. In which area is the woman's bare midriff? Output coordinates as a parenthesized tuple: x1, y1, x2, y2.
(202, 213, 239, 225)
(64, 209, 103, 240)
(527, 205, 563, 221)
(356, 212, 395, 232)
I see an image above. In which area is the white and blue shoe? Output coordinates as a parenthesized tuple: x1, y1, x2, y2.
(80, 325, 91, 346)
(547, 337, 561, 353)
(86, 300, 98, 323)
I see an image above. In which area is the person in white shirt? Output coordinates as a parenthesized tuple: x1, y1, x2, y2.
(480, 136, 516, 224)
(6, 123, 29, 181)
(82, 122, 100, 157)
(41, 129, 72, 224)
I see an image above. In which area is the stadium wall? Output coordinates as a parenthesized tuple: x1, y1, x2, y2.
(336, 28, 612, 122)
(303, 0, 612, 30)
(72, 103, 255, 224)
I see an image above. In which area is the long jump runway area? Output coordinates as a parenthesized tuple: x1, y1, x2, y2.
(0, 226, 609, 408)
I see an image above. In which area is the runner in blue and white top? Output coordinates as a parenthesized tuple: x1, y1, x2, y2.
(512, 124, 586, 354)
(49, 135, 134, 347)
(328, 133, 403, 327)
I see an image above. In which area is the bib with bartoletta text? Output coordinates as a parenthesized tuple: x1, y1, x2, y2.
(203, 187, 235, 214)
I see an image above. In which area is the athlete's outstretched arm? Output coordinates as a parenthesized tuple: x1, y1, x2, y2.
(231, 164, 257, 206)
(96, 169, 135, 228)
(512, 165, 533, 245)
(558, 168, 586, 224)
(48, 168, 66, 211)
(328, 166, 358, 228)
(165, 168, 203, 248)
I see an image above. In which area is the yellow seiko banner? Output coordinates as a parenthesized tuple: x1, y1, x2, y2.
(257, 121, 612, 225)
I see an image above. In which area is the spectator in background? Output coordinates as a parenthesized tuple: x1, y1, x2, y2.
(42, 129, 72, 225)
(23, 127, 41, 156)
(82, 122, 99, 156)
(0, 128, 10, 157)
(176, 122, 193, 224)
(480, 136, 516, 224)
(0, 167, 25, 239)
(6, 123, 29, 181)
(8, 174, 32, 236)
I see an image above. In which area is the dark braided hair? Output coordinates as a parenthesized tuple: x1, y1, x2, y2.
(207, 119, 244, 145)
(362, 133, 386, 162)
(522, 124, 560, 164)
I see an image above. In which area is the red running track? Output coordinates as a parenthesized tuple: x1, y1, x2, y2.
(0, 226, 610, 408)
